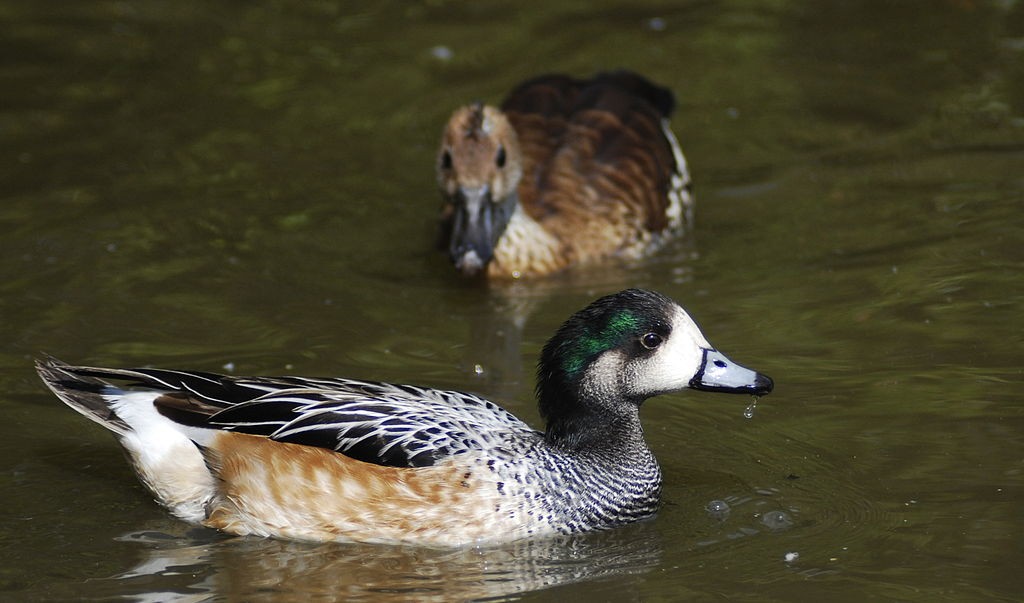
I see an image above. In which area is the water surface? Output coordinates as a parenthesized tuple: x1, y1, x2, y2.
(2, 1, 1023, 601)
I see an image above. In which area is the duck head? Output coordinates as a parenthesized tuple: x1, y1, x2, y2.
(537, 289, 774, 450)
(437, 103, 523, 276)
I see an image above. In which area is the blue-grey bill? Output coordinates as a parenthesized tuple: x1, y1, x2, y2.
(690, 348, 774, 395)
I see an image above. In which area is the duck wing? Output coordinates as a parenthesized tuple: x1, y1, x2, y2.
(42, 360, 536, 470)
(196, 379, 535, 468)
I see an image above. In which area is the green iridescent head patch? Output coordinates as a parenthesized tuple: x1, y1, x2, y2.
(562, 310, 641, 376)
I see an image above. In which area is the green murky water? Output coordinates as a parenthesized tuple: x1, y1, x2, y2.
(2, 1, 1023, 601)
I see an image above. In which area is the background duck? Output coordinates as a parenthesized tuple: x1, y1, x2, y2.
(437, 71, 693, 279)
(36, 289, 771, 547)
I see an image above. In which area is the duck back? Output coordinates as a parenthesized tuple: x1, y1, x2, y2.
(501, 72, 688, 258)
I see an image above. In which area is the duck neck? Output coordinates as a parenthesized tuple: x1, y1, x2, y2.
(543, 406, 647, 457)
(489, 202, 564, 278)
(538, 375, 649, 457)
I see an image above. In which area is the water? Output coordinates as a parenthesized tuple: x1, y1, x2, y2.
(743, 396, 758, 419)
(2, 1, 1023, 601)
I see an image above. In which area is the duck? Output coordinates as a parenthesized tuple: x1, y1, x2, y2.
(37, 289, 771, 547)
(437, 71, 694, 279)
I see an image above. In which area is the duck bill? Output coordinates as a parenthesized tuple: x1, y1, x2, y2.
(448, 185, 497, 276)
(689, 349, 774, 395)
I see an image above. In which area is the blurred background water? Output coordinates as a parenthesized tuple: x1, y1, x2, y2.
(1, 1, 1022, 601)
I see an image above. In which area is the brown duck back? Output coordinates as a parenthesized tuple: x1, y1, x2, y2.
(501, 72, 684, 262)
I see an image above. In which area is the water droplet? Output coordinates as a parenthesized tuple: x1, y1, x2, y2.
(430, 45, 453, 61)
(474, 364, 485, 375)
(743, 396, 758, 419)
(705, 499, 730, 520)
(647, 17, 666, 31)
(760, 510, 793, 531)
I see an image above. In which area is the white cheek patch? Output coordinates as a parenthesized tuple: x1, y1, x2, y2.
(581, 350, 628, 400)
(628, 307, 710, 396)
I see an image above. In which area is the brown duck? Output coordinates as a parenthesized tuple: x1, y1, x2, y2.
(437, 71, 693, 279)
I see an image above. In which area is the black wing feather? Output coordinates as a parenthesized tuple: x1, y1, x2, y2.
(44, 362, 534, 470)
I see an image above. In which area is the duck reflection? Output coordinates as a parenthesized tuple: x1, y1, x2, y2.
(112, 523, 663, 602)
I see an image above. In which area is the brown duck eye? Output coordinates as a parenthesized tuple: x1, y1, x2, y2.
(641, 332, 662, 349)
(495, 146, 506, 168)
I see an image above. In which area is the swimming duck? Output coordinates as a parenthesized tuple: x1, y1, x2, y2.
(37, 289, 771, 547)
(437, 71, 693, 279)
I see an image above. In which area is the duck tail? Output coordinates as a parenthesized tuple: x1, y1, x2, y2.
(35, 356, 218, 523)
(36, 356, 133, 437)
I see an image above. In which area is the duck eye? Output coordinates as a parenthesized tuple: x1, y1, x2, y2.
(495, 146, 506, 168)
(441, 150, 453, 170)
(641, 332, 662, 349)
